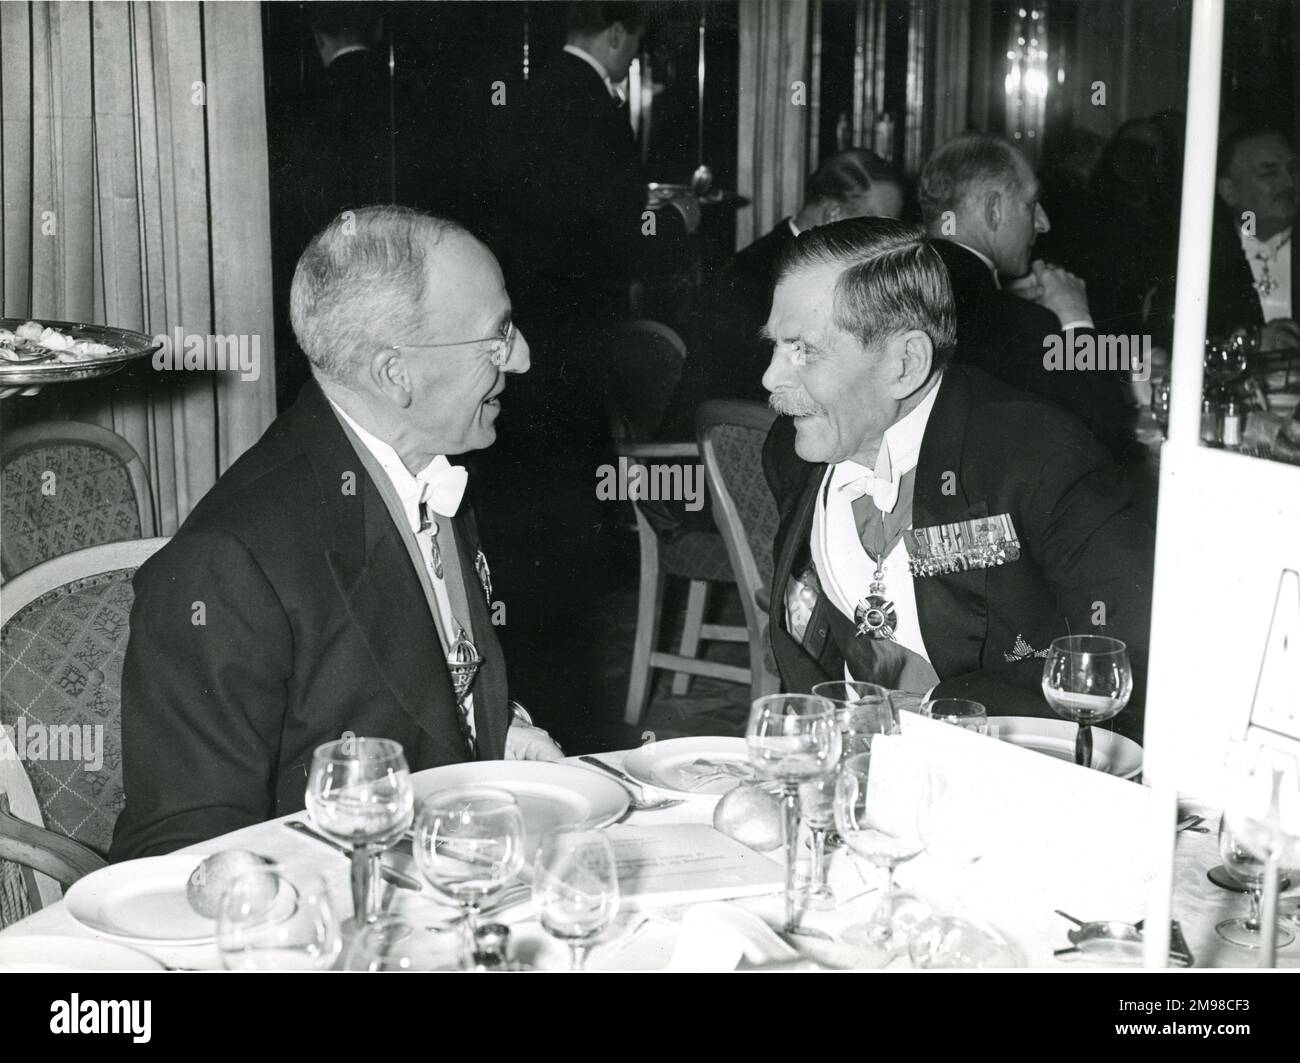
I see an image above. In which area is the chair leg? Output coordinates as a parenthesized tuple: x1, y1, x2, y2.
(672, 580, 709, 696)
(625, 534, 666, 726)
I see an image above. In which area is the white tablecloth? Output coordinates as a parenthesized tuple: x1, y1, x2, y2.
(1, 752, 1295, 971)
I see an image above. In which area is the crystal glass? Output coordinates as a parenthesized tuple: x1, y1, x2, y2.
(797, 772, 838, 911)
(1040, 635, 1133, 767)
(342, 912, 460, 972)
(533, 828, 621, 971)
(1214, 814, 1295, 949)
(812, 680, 897, 757)
(922, 698, 989, 734)
(412, 786, 526, 970)
(218, 863, 342, 971)
(746, 693, 841, 933)
(305, 737, 413, 927)
(834, 751, 930, 951)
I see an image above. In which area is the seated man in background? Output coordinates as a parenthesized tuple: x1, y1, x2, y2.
(111, 207, 562, 861)
(690, 149, 903, 410)
(763, 218, 1153, 739)
(1210, 126, 1299, 350)
(919, 133, 1138, 466)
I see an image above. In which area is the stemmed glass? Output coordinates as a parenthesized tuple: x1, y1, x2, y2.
(922, 698, 989, 735)
(746, 694, 841, 934)
(412, 786, 526, 970)
(305, 736, 414, 927)
(217, 863, 342, 971)
(833, 751, 931, 951)
(533, 828, 621, 971)
(1214, 814, 1294, 949)
(1041, 635, 1133, 768)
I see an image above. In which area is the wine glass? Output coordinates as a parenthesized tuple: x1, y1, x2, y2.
(833, 752, 931, 951)
(533, 828, 620, 971)
(342, 912, 459, 972)
(305, 736, 414, 928)
(1040, 635, 1133, 768)
(218, 863, 342, 971)
(412, 786, 526, 970)
(812, 680, 897, 757)
(746, 694, 841, 933)
(922, 698, 988, 735)
(1214, 814, 1295, 949)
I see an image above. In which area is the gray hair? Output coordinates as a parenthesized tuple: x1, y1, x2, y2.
(918, 132, 1030, 224)
(289, 205, 467, 384)
(776, 217, 957, 369)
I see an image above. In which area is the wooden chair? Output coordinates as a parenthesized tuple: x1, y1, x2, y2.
(606, 321, 749, 726)
(0, 537, 168, 926)
(0, 421, 157, 581)
(697, 400, 782, 703)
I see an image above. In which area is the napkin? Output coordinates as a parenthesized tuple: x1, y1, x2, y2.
(664, 903, 799, 972)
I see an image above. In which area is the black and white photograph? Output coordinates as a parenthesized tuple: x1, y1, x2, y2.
(0, 0, 1298, 1013)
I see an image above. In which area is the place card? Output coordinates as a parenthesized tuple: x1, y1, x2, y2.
(604, 824, 785, 907)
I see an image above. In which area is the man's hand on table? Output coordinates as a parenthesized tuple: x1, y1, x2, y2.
(504, 709, 565, 762)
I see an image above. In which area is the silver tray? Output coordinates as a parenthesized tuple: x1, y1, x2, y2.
(0, 318, 160, 386)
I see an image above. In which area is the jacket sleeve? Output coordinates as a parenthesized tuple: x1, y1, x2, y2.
(109, 529, 294, 860)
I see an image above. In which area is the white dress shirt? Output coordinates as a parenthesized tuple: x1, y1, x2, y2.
(808, 377, 943, 671)
(1241, 227, 1293, 322)
(329, 400, 477, 739)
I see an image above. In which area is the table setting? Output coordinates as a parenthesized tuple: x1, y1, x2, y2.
(2, 672, 1298, 973)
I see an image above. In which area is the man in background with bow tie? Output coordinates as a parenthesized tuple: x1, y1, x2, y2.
(763, 218, 1153, 736)
(111, 207, 562, 861)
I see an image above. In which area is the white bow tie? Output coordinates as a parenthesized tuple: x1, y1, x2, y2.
(418, 456, 468, 519)
(841, 470, 899, 515)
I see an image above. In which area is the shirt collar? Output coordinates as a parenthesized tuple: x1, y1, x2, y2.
(328, 398, 446, 534)
(324, 44, 371, 69)
(953, 241, 1001, 289)
(828, 373, 943, 493)
(1241, 225, 1292, 253)
(563, 44, 621, 100)
(787, 217, 801, 238)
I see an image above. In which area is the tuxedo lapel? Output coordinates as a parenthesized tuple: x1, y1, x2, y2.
(452, 509, 509, 760)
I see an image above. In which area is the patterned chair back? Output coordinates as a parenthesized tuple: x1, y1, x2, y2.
(0, 538, 168, 926)
(698, 401, 780, 601)
(1, 421, 156, 580)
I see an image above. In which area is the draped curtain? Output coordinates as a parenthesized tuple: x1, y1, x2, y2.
(0, 1, 276, 533)
(735, 0, 811, 249)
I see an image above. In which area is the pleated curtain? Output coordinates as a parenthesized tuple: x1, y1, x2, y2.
(0, 1, 276, 533)
(735, 0, 811, 251)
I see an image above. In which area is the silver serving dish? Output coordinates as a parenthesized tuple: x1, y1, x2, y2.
(0, 318, 160, 386)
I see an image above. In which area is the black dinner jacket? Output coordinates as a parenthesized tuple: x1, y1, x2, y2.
(109, 380, 510, 861)
(764, 364, 1154, 741)
(1207, 204, 1298, 338)
(931, 240, 1137, 466)
(508, 51, 646, 320)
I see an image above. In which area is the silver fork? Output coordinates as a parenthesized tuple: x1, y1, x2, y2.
(578, 756, 686, 812)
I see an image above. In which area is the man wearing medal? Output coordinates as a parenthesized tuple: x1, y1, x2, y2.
(111, 207, 562, 861)
(763, 218, 1154, 735)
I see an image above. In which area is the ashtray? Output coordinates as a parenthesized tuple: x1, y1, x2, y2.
(1053, 910, 1194, 967)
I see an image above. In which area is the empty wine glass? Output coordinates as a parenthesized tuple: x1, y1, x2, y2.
(1214, 813, 1295, 949)
(412, 787, 526, 970)
(797, 772, 838, 911)
(746, 694, 841, 933)
(812, 680, 897, 757)
(218, 863, 342, 971)
(305, 736, 414, 927)
(343, 912, 459, 972)
(533, 828, 620, 971)
(833, 752, 931, 951)
(1041, 635, 1133, 768)
(922, 698, 989, 735)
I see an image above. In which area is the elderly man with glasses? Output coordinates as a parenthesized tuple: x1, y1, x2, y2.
(111, 206, 562, 862)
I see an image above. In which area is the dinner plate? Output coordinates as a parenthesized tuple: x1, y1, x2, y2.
(413, 761, 629, 836)
(986, 717, 1142, 779)
(0, 934, 166, 972)
(65, 855, 219, 946)
(0, 318, 160, 385)
(622, 737, 753, 797)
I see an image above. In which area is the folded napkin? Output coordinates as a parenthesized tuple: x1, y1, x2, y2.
(664, 903, 799, 972)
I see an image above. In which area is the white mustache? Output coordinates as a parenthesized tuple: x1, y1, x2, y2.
(769, 392, 822, 418)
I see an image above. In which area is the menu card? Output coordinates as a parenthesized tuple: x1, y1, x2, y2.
(605, 824, 785, 907)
